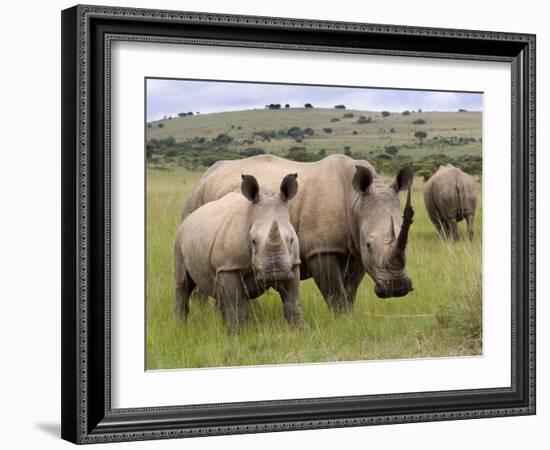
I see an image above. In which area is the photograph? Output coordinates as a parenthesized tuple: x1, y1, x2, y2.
(145, 79, 483, 370)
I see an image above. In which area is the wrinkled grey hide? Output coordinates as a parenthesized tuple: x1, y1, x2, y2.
(174, 174, 304, 332)
(184, 154, 415, 311)
(423, 164, 478, 241)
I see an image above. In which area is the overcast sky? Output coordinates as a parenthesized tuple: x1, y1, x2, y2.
(146, 78, 483, 121)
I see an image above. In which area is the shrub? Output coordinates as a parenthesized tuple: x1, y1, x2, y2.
(352, 130, 358, 135)
(376, 153, 393, 160)
(417, 169, 433, 182)
(201, 156, 223, 167)
(414, 130, 428, 144)
(323, 127, 333, 134)
(381, 111, 391, 117)
(147, 123, 152, 129)
(334, 104, 346, 109)
(158, 123, 164, 128)
(240, 147, 265, 157)
(177, 112, 187, 117)
(330, 118, 340, 123)
(286, 150, 315, 162)
(288, 146, 306, 153)
(390, 128, 395, 133)
(164, 136, 176, 147)
(385, 145, 399, 156)
(413, 119, 426, 125)
(344, 146, 352, 156)
(458, 108, 468, 112)
(343, 112, 354, 118)
(304, 103, 313, 109)
(303, 127, 314, 136)
(357, 116, 372, 124)
(317, 149, 326, 158)
(214, 133, 233, 144)
(285, 104, 290, 108)
(287, 127, 303, 139)
(402, 110, 411, 116)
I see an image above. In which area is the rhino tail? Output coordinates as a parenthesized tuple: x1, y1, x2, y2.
(456, 178, 465, 219)
(174, 239, 195, 321)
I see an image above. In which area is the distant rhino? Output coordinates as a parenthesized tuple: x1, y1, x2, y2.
(183, 154, 415, 312)
(423, 164, 478, 241)
(174, 173, 305, 332)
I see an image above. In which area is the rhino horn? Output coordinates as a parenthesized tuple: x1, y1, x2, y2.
(267, 220, 282, 246)
(392, 186, 414, 266)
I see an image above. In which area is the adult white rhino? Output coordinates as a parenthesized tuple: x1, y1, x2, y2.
(184, 154, 415, 311)
(423, 164, 478, 241)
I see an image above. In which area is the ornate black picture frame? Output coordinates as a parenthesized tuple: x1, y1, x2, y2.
(61, 4, 536, 444)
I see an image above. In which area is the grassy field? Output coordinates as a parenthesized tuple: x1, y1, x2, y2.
(147, 108, 482, 161)
(146, 166, 482, 370)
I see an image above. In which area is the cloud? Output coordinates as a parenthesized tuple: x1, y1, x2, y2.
(146, 78, 482, 121)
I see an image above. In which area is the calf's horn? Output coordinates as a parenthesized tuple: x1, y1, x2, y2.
(267, 220, 282, 246)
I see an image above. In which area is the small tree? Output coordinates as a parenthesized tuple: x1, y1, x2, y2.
(357, 116, 372, 124)
(414, 130, 428, 144)
(458, 108, 467, 112)
(402, 110, 411, 116)
(285, 104, 290, 108)
(178, 112, 187, 117)
(287, 127, 303, 139)
(334, 104, 346, 109)
(381, 111, 391, 117)
(304, 103, 313, 109)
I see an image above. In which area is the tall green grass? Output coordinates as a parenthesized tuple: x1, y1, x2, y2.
(146, 167, 482, 369)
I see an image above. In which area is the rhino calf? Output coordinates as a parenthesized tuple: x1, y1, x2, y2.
(174, 173, 304, 332)
(423, 164, 478, 241)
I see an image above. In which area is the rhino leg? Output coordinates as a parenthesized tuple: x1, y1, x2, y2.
(215, 272, 250, 333)
(449, 218, 460, 241)
(466, 214, 475, 241)
(275, 266, 306, 328)
(342, 257, 365, 306)
(308, 254, 351, 313)
(192, 289, 210, 304)
(174, 245, 195, 321)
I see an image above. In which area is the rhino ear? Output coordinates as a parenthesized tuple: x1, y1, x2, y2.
(280, 173, 298, 202)
(352, 165, 373, 195)
(391, 165, 414, 192)
(241, 174, 260, 202)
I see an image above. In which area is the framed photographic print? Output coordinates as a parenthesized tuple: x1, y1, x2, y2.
(61, 4, 536, 444)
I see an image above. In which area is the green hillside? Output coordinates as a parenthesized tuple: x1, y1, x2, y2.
(146, 108, 482, 177)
